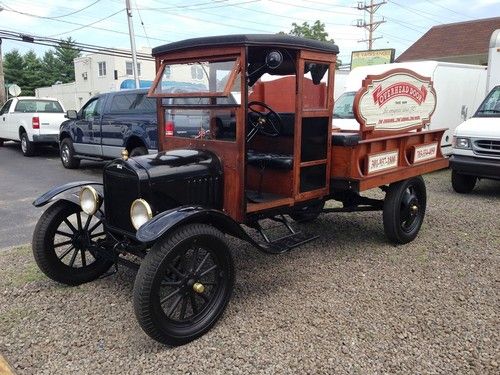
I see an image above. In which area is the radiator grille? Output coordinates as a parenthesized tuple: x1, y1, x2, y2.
(473, 139, 500, 157)
(104, 168, 139, 233)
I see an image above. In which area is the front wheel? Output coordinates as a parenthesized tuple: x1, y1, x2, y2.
(60, 138, 81, 169)
(451, 170, 477, 194)
(21, 132, 36, 156)
(32, 200, 113, 285)
(383, 176, 427, 244)
(133, 223, 234, 346)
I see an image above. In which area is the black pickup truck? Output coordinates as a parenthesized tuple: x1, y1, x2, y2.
(59, 89, 158, 168)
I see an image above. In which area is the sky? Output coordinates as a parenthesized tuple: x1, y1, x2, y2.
(0, 0, 499, 65)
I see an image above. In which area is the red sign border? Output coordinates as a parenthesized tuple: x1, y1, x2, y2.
(353, 68, 437, 137)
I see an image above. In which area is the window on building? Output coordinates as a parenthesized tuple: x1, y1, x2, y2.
(190, 65, 204, 80)
(126, 61, 142, 76)
(164, 65, 171, 79)
(98, 62, 106, 77)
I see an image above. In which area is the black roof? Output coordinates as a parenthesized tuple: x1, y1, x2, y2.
(152, 34, 339, 56)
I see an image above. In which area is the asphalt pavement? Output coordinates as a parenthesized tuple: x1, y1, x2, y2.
(0, 141, 104, 249)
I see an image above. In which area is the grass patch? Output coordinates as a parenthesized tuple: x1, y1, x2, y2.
(0, 245, 45, 288)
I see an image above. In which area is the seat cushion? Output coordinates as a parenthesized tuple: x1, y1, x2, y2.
(247, 150, 293, 170)
(332, 132, 361, 146)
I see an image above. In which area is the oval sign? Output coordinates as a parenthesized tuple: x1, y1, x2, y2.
(353, 68, 437, 134)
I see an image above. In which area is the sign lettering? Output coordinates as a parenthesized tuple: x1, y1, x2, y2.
(367, 150, 399, 174)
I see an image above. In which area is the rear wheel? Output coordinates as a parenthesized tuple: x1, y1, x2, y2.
(60, 138, 81, 169)
(32, 200, 112, 285)
(0, 138, 4, 146)
(129, 146, 148, 157)
(383, 176, 426, 244)
(133, 223, 234, 346)
(20, 132, 35, 156)
(451, 170, 477, 194)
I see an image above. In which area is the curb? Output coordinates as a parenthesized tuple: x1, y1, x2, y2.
(0, 354, 15, 375)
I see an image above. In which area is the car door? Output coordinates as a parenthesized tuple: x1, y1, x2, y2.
(72, 96, 104, 156)
(0, 99, 14, 139)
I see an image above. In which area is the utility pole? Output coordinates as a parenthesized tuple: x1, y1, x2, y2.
(0, 38, 5, 105)
(125, 0, 140, 89)
(356, 0, 386, 50)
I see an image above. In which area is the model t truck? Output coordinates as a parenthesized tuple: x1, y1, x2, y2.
(32, 35, 448, 346)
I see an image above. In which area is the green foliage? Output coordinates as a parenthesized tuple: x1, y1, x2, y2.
(280, 20, 342, 68)
(2, 37, 81, 95)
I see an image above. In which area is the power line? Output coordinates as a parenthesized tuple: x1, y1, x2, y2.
(41, 0, 102, 19)
(269, 0, 359, 16)
(0, 4, 171, 43)
(49, 9, 125, 38)
(356, 1, 386, 50)
(421, 0, 471, 20)
(134, 0, 151, 49)
(387, 0, 451, 24)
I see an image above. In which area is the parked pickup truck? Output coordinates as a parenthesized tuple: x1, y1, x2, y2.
(450, 85, 500, 193)
(0, 96, 66, 156)
(59, 89, 158, 168)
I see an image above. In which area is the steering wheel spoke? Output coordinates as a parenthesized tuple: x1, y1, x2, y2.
(247, 101, 282, 142)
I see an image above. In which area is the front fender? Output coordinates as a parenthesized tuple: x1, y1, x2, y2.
(33, 181, 102, 207)
(136, 206, 257, 246)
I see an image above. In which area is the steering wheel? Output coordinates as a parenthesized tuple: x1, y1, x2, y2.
(247, 101, 282, 142)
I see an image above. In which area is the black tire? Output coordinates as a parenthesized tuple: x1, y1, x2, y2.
(133, 223, 234, 346)
(290, 200, 324, 222)
(383, 176, 427, 244)
(60, 138, 81, 169)
(20, 132, 36, 156)
(0, 138, 4, 147)
(32, 200, 113, 286)
(129, 146, 148, 157)
(451, 170, 477, 194)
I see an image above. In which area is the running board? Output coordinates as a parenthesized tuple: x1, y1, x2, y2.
(74, 154, 105, 162)
(252, 215, 318, 254)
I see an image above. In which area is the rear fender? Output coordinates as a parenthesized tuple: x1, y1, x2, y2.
(136, 206, 264, 249)
(33, 181, 102, 207)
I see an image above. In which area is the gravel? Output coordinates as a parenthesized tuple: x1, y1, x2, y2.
(0, 169, 499, 374)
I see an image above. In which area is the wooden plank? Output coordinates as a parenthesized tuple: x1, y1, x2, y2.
(246, 197, 294, 213)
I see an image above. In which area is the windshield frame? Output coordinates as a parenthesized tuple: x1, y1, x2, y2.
(148, 56, 241, 99)
(333, 91, 356, 119)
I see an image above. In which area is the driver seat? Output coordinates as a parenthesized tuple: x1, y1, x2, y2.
(247, 149, 293, 170)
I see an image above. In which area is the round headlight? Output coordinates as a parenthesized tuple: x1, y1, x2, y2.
(130, 199, 153, 230)
(79, 186, 100, 215)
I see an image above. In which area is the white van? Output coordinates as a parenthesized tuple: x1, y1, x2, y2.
(333, 61, 488, 153)
(449, 85, 500, 193)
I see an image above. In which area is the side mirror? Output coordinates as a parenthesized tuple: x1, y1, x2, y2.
(66, 110, 78, 120)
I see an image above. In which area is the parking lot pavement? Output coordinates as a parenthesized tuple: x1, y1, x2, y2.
(0, 141, 104, 249)
(0, 169, 498, 374)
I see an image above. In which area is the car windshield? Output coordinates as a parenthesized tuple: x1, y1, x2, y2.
(14, 99, 64, 113)
(333, 92, 355, 119)
(150, 58, 241, 101)
(475, 86, 500, 117)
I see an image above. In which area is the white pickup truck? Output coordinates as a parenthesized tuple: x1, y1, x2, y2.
(450, 85, 500, 193)
(0, 96, 66, 156)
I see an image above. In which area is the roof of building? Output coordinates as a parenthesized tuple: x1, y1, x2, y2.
(396, 17, 500, 62)
(152, 34, 339, 56)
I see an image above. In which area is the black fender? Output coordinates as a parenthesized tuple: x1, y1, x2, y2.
(136, 205, 269, 251)
(33, 181, 103, 207)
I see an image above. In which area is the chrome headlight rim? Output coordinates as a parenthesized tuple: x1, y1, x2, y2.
(130, 198, 153, 230)
(453, 136, 471, 149)
(79, 185, 100, 215)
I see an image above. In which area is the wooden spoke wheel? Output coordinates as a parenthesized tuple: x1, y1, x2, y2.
(32, 201, 112, 285)
(133, 223, 234, 346)
(383, 176, 427, 244)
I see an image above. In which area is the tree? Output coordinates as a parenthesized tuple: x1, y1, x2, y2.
(41, 50, 59, 85)
(3, 49, 24, 86)
(22, 50, 44, 95)
(280, 20, 342, 68)
(54, 37, 81, 83)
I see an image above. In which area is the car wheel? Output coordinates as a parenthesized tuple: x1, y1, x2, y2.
(290, 200, 324, 222)
(20, 132, 36, 156)
(129, 146, 148, 157)
(133, 223, 234, 346)
(32, 200, 113, 286)
(60, 138, 81, 169)
(451, 170, 477, 194)
(0, 138, 4, 147)
(383, 176, 427, 244)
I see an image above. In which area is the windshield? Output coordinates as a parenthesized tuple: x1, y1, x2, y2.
(475, 86, 500, 118)
(333, 91, 355, 119)
(150, 58, 241, 100)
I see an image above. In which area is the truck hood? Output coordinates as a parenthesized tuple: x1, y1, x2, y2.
(455, 117, 500, 138)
